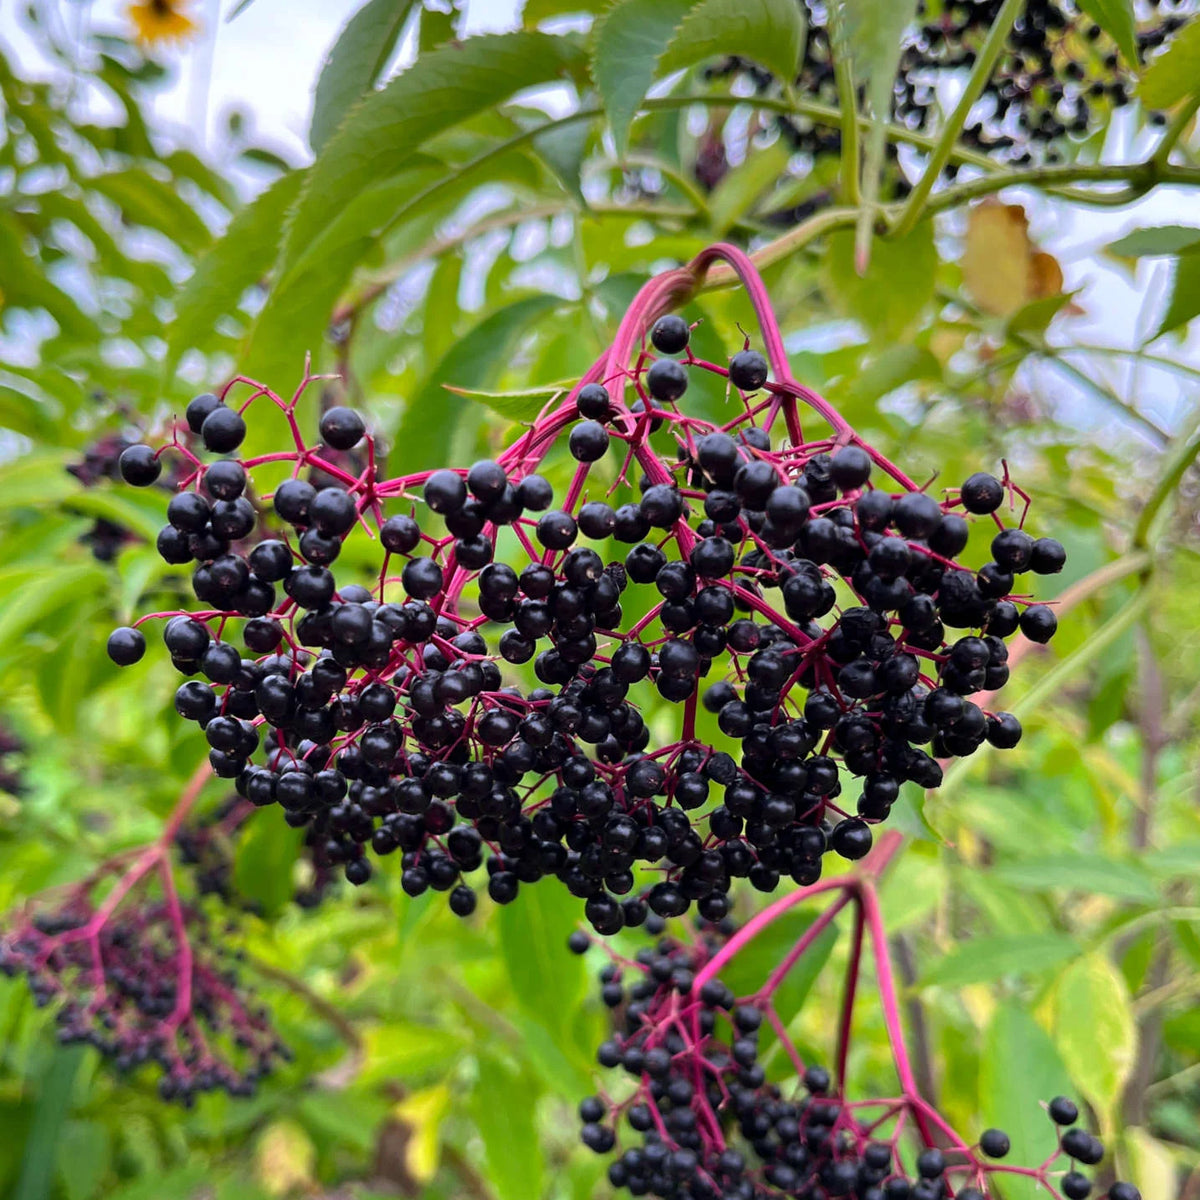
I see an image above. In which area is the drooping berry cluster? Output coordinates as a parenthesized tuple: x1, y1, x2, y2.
(573, 915, 1136, 1200)
(106, 245, 1062, 933)
(0, 853, 286, 1104)
(699, 0, 1194, 218)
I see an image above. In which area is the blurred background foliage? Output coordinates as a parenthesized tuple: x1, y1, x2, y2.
(0, 0, 1197, 1198)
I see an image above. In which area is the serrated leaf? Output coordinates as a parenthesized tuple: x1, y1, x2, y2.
(282, 32, 585, 274)
(310, 0, 419, 154)
(920, 933, 1079, 989)
(391, 294, 564, 472)
(166, 170, 305, 375)
(1139, 15, 1200, 110)
(820, 219, 936, 340)
(1076, 0, 1137, 68)
(1107, 225, 1200, 258)
(591, 0, 694, 158)
(1051, 954, 1135, 1117)
(1153, 248, 1200, 339)
(980, 1004, 1072, 1200)
(444, 382, 568, 421)
(473, 1056, 544, 1200)
(659, 0, 806, 87)
(523, 0, 608, 23)
(992, 854, 1158, 902)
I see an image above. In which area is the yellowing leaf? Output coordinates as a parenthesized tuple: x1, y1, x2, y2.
(254, 1120, 316, 1196)
(391, 1084, 452, 1184)
(962, 201, 1064, 317)
(1123, 1127, 1178, 1198)
(1052, 953, 1136, 1119)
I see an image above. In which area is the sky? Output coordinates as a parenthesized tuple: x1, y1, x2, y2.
(0, 0, 1197, 437)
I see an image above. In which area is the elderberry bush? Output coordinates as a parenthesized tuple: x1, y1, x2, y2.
(108, 262, 1062, 934)
(701, 0, 1195, 216)
(0, 890, 286, 1104)
(575, 926, 1138, 1200)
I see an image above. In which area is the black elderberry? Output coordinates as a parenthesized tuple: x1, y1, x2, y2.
(961, 472, 1004, 514)
(1049, 1096, 1080, 1125)
(118, 444, 161, 487)
(651, 314, 690, 355)
(569, 421, 610, 462)
(201, 405, 246, 454)
(577, 382, 612, 420)
(1062, 1128, 1104, 1165)
(1020, 604, 1057, 643)
(1031, 537, 1066, 574)
(980, 1128, 1011, 1158)
(185, 391, 222, 433)
(646, 358, 688, 403)
(319, 406, 365, 450)
(729, 349, 768, 391)
(107, 626, 146, 666)
(830, 445, 872, 491)
(1063, 1173, 1093, 1199)
(274, 479, 316, 525)
(424, 469, 466, 514)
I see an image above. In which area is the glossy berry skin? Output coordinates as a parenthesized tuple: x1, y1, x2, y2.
(729, 349, 768, 390)
(646, 358, 688, 402)
(577, 383, 611, 420)
(980, 1128, 1011, 1158)
(118, 444, 161, 487)
(106, 626, 146, 666)
(650, 314, 690, 354)
(831, 818, 872, 860)
(1031, 537, 1066, 574)
(961, 472, 1004, 514)
(200, 405, 246, 454)
(1020, 604, 1058, 643)
(830, 445, 872, 491)
(1049, 1096, 1079, 1125)
(319, 406, 365, 450)
(569, 421, 610, 463)
(185, 392, 221, 434)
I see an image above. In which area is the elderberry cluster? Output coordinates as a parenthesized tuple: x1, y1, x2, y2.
(701, 0, 1194, 218)
(107, 306, 1061, 934)
(575, 929, 1139, 1200)
(0, 894, 287, 1104)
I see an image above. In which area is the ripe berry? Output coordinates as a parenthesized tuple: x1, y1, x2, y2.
(185, 392, 222, 434)
(650, 314, 690, 354)
(980, 1128, 1010, 1158)
(1020, 604, 1057, 643)
(729, 349, 768, 391)
(205, 459, 246, 500)
(1108, 1184, 1141, 1200)
(1049, 1096, 1079, 1125)
(1031, 536, 1066, 574)
(1062, 1128, 1104, 1165)
(319, 406, 365, 450)
(106, 626, 146, 666)
(118, 444, 161, 487)
(831, 818, 872, 860)
(516, 474, 553, 511)
(200, 405, 246, 454)
(569, 420, 610, 462)
(577, 382, 611, 420)
(380, 515, 421, 554)
(424, 469, 466, 514)
(449, 885, 477, 917)
(344, 857, 372, 886)
(991, 527, 1035, 572)
(1063, 1173, 1093, 1200)
(646, 358, 687, 402)
(273, 478, 315, 525)
(985, 712, 1022, 749)
(830, 445, 872, 491)
(467, 459, 507, 502)
(961, 472, 1004, 514)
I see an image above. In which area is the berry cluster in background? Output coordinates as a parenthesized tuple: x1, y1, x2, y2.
(700, 0, 1197, 218)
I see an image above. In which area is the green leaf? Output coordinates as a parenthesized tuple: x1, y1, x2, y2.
(1051, 953, 1136, 1118)
(719, 909, 839, 1022)
(659, 0, 806, 89)
(708, 142, 791, 235)
(0, 564, 107, 649)
(281, 32, 585, 274)
(1153, 248, 1200, 339)
(15, 1048, 85, 1200)
(166, 170, 305, 375)
(233, 815, 304, 918)
(56, 1121, 111, 1200)
(391, 294, 563, 472)
(89, 168, 213, 254)
(1139, 15, 1200, 110)
(992, 854, 1158, 902)
(1076, 0, 1137, 68)
(310, 0, 419, 153)
(443, 382, 569, 422)
(920, 933, 1079, 989)
(497, 866, 587, 1036)
(473, 1056, 544, 1200)
(819, 220, 936, 340)
(979, 1004, 1072, 1200)
(523, 0, 608, 23)
(1107, 225, 1200, 258)
(591, 0, 694, 158)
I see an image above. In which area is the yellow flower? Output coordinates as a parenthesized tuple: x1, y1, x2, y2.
(127, 0, 198, 47)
